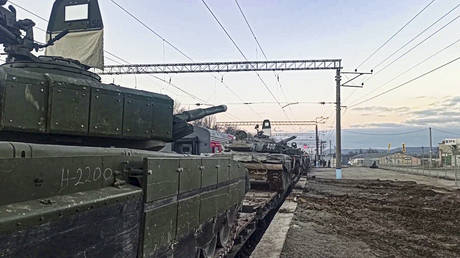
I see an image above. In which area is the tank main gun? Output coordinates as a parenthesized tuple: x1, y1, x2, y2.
(0, 0, 68, 62)
(277, 136, 297, 145)
(174, 105, 227, 122)
(172, 105, 227, 140)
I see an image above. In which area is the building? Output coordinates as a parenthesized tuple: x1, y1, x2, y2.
(379, 153, 421, 167)
(350, 152, 422, 167)
(438, 138, 460, 167)
(350, 153, 387, 167)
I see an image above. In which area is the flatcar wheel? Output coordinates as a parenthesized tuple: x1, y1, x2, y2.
(218, 219, 231, 248)
(200, 236, 217, 258)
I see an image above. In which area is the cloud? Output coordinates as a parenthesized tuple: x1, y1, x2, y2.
(350, 122, 405, 128)
(405, 117, 460, 126)
(440, 111, 460, 116)
(351, 106, 409, 113)
(444, 96, 460, 107)
(410, 109, 442, 116)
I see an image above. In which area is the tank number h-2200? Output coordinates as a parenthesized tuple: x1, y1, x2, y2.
(60, 166, 113, 189)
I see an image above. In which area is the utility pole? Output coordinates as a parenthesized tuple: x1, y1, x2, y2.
(429, 127, 433, 168)
(335, 69, 342, 179)
(315, 124, 319, 168)
(339, 69, 373, 179)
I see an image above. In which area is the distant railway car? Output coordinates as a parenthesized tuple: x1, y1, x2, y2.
(174, 126, 234, 154)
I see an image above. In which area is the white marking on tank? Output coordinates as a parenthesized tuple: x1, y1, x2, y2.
(24, 85, 40, 110)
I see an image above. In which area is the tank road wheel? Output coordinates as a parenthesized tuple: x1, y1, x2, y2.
(199, 236, 217, 258)
(218, 218, 231, 248)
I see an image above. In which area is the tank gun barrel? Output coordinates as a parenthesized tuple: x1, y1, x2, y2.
(174, 105, 227, 122)
(277, 136, 297, 145)
(172, 105, 227, 140)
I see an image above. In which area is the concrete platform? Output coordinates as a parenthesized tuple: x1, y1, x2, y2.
(250, 177, 307, 258)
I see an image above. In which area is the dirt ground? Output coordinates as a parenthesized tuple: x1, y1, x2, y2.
(280, 168, 460, 258)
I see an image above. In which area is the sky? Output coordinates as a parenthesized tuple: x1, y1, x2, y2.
(3, 0, 460, 149)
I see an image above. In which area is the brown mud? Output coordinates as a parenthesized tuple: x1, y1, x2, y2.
(281, 178, 460, 258)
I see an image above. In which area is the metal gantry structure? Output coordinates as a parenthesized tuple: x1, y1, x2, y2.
(100, 59, 342, 75)
(99, 58, 369, 178)
(215, 120, 323, 127)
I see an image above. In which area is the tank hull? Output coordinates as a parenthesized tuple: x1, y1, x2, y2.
(0, 142, 248, 257)
(231, 152, 293, 192)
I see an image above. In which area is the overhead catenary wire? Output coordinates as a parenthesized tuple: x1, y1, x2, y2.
(9, 1, 49, 22)
(366, 13, 460, 81)
(195, 101, 336, 106)
(349, 56, 460, 108)
(344, 0, 436, 105)
(109, 0, 260, 119)
(373, 2, 460, 71)
(356, 0, 436, 69)
(346, 11, 460, 105)
(109, 0, 193, 61)
(201, 0, 287, 118)
(347, 37, 460, 105)
(233, 0, 292, 117)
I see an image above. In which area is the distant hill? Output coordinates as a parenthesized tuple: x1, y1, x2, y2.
(324, 147, 439, 157)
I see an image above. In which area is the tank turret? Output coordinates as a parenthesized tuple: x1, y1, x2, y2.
(0, 1, 226, 150)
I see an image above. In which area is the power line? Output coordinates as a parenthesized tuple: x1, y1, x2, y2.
(109, 0, 193, 61)
(356, 0, 435, 69)
(368, 13, 460, 80)
(349, 55, 460, 108)
(202, 0, 248, 59)
(234, 0, 292, 116)
(9, 1, 49, 22)
(105, 56, 123, 65)
(348, 37, 460, 105)
(234, 0, 267, 60)
(201, 0, 285, 116)
(344, 0, 436, 105)
(209, 101, 335, 105)
(373, 2, 460, 70)
(346, 13, 460, 104)
(109, 0, 258, 119)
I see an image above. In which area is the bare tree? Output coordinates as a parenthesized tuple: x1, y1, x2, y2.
(173, 100, 186, 114)
(193, 115, 217, 130)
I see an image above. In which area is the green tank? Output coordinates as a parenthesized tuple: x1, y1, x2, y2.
(226, 121, 310, 192)
(226, 127, 292, 192)
(0, 1, 248, 257)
